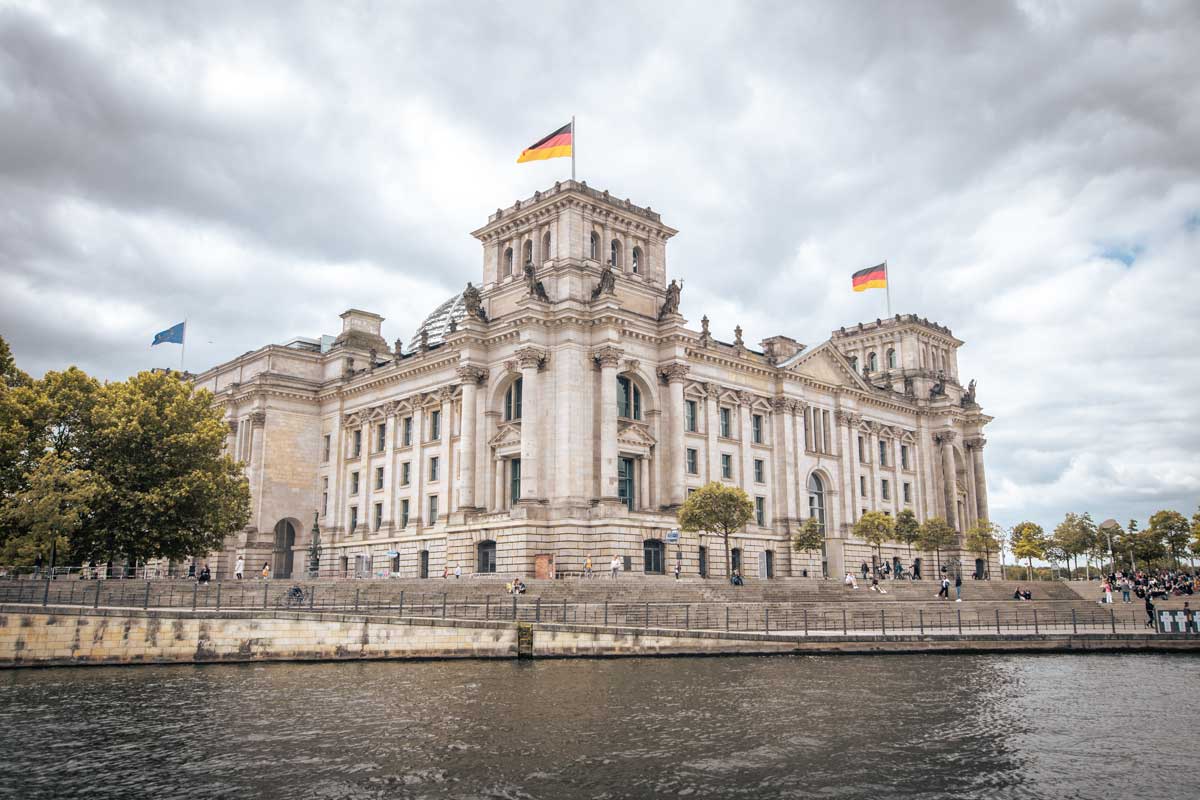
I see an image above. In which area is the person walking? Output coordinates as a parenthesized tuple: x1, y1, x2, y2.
(453, 564, 462, 579)
(1144, 593, 1156, 629)
(861, 562, 869, 580)
(954, 573, 963, 602)
(1103, 581, 1113, 605)
(610, 555, 621, 579)
(234, 555, 245, 580)
(261, 562, 270, 580)
(1184, 602, 1197, 634)
(937, 576, 950, 600)
(584, 554, 593, 578)
(673, 561, 681, 580)
(1120, 578, 1131, 603)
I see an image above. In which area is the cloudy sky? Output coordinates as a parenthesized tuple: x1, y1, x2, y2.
(2, 0, 1198, 532)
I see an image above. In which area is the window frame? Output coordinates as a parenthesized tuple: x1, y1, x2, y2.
(721, 453, 733, 480)
(685, 399, 697, 432)
(686, 448, 699, 475)
(754, 458, 765, 484)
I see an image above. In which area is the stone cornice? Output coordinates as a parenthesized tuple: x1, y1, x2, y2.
(591, 345, 623, 368)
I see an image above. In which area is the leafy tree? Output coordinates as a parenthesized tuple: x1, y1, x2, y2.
(0, 453, 98, 565)
(0, 335, 31, 389)
(895, 508, 920, 560)
(1042, 538, 1068, 580)
(791, 516, 824, 558)
(1148, 510, 1191, 568)
(917, 517, 957, 575)
(964, 520, 1002, 579)
(678, 482, 754, 583)
(1054, 512, 1097, 579)
(1011, 521, 1046, 581)
(1190, 507, 1200, 567)
(853, 511, 895, 575)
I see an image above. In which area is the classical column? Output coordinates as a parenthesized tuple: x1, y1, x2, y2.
(412, 404, 425, 529)
(456, 366, 487, 510)
(771, 398, 798, 524)
(935, 431, 958, 530)
(438, 388, 454, 517)
(658, 364, 689, 507)
(248, 410, 267, 532)
(705, 383, 721, 482)
(737, 391, 753, 492)
(967, 437, 989, 523)
(494, 456, 505, 510)
(483, 410, 499, 510)
(516, 347, 547, 501)
(639, 456, 650, 510)
(593, 346, 622, 498)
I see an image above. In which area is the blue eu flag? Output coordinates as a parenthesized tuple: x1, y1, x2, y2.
(152, 321, 185, 346)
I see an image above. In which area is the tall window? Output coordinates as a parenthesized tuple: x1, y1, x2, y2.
(887, 348, 896, 369)
(375, 423, 386, 452)
(900, 444, 910, 469)
(755, 496, 765, 526)
(349, 505, 358, 532)
(643, 539, 664, 574)
(402, 416, 413, 446)
(350, 471, 360, 495)
(686, 448, 698, 475)
(505, 378, 523, 421)
(428, 495, 438, 524)
(721, 454, 733, 480)
(868, 352, 878, 371)
(732, 548, 742, 574)
(374, 466, 384, 490)
(849, 356, 858, 372)
(509, 458, 521, 505)
(807, 474, 826, 533)
(618, 457, 635, 511)
(373, 502, 382, 531)
(617, 376, 641, 420)
(881, 479, 890, 501)
(523, 239, 533, 266)
(430, 410, 441, 441)
(879, 440, 888, 466)
(685, 400, 697, 432)
(754, 459, 764, 483)
(903, 482, 912, 503)
(322, 434, 331, 462)
(400, 499, 410, 527)
(589, 232, 600, 260)
(719, 408, 731, 438)
(858, 436, 866, 463)
(752, 414, 764, 444)
(429, 456, 439, 482)
(610, 239, 620, 267)
(542, 231, 551, 261)
(860, 475, 867, 496)
(321, 477, 328, 517)
(631, 247, 641, 274)
(352, 430, 362, 457)
(505, 247, 514, 275)
(401, 462, 411, 486)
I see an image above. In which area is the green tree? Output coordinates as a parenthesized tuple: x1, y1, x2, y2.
(1042, 538, 1068, 580)
(1054, 512, 1097, 579)
(1148, 510, 1191, 568)
(917, 517, 957, 575)
(964, 520, 1001, 579)
(1190, 507, 1200, 568)
(0, 335, 31, 389)
(0, 452, 98, 565)
(791, 516, 825, 561)
(678, 482, 754, 583)
(853, 511, 895, 576)
(1011, 521, 1046, 581)
(895, 508, 920, 561)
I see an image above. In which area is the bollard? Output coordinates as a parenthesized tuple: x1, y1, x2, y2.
(881, 609, 886, 636)
(726, 606, 730, 632)
(192, 582, 198, 611)
(485, 596, 490, 621)
(956, 608, 962, 636)
(354, 589, 360, 612)
(535, 597, 541, 623)
(93, 581, 101, 609)
(215, 583, 221, 611)
(803, 608, 808, 637)
(604, 600, 608, 627)
(1033, 608, 1039, 634)
(563, 598, 568, 624)
(263, 582, 269, 609)
(309, 586, 316, 610)
(512, 595, 517, 621)
(42, 580, 50, 608)
(919, 609, 924, 635)
(1110, 608, 1116, 634)
(144, 581, 152, 610)
(842, 608, 847, 636)
(995, 608, 1001, 634)
(685, 604, 690, 630)
(443, 593, 448, 619)
(1072, 608, 1078, 634)
(399, 590, 405, 617)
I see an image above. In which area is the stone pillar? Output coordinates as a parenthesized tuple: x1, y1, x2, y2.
(494, 456, 505, 510)
(936, 431, 958, 530)
(659, 364, 689, 507)
(737, 391, 753, 491)
(967, 437, 989, 523)
(516, 347, 547, 501)
(412, 404, 425, 528)
(437, 388, 453, 518)
(772, 398, 798, 524)
(593, 346, 622, 498)
(456, 366, 486, 510)
(248, 410, 267, 533)
(639, 456, 650, 510)
(705, 383, 721, 482)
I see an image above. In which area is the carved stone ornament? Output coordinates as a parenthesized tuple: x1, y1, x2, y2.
(419, 328, 429, 352)
(964, 436, 987, 450)
(515, 346, 549, 371)
(248, 410, 266, 427)
(770, 397, 790, 412)
(455, 365, 489, 385)
(524, 263, 550, 302)
(733, 325, 745, 348)
(934, 430, 958, 445)
(657, 363, 690, 384)
(393, 338, 403, 355)
(834, 410, 860, 426)
(592, 345, 624, 369)
(227, 419, 239, 435)
(699, 315, 712, 347)
(437, 386, 456, 403)
(591, 265, 616, 300)
(463, 282, 488, 322)
(736, 390, 754, 407)
(704, 382, 722, 399)
(623, 359, 640, 374)
(789, 399, 806, 414)
(657, 279, 682, 320)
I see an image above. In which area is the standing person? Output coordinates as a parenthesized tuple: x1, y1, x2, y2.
(198, 563, 211, 585)
(1104, 581, 1113, 605)
(584, 555, 593, 578)
(610, 555, 621, 579)
(954, 573, 963, 602)
(188, 560, 196, 580)
(1121, 578, 1131, 603)
(673, 561, 681, 580)
(454, 564, 462, 579)
(1144, 593, 1156, 629)
(33, 552, 43, 579)
(937, 576, 950, 600)
(261, 562, 270, 580)
(861, 562, 869, 580)
(234, 555, 245, 580)
(1184, 602, 1197, 634)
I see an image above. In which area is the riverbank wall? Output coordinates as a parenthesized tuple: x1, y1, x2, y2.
(2, 605, 1198, 667)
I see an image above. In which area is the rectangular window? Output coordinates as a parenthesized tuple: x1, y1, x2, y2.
(901, 444, 910, 470)
(401, 462, 411, 486)
(402, 416, 413, 447)
(754, 458, 765, 483)
(430, 410, 441, 441)
(350, 471, 360, 495)
(373, 502, 382, 531)
(321, 477, 328, 517)
(374, 466, 384, 490)
(686, 448, 698, 475)
(752, 414, 764, 444)
(429, 456, 439, 482)
(755, 496, 765, 526)
(322, 434, 331, 462)
(428, 495, 438, 524)
(859, 475, 866, 496)
(688, 487, 696, 496)
(352, 430, 362, 458)
(721, 453, 733, 480)
(400, 499, 410, 528)
(881, 479, 890, 501)
(349, 505, 358, 532)
(858, 435, 865, 463)
(720, 408, 731, 438)
(903, 482, 912, 503)
(879, 439, 888, 466)
(685, 400, 697, 432)
(510, 458, 522, 505)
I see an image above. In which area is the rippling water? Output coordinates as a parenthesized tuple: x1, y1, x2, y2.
(1, 654, 1196, 799)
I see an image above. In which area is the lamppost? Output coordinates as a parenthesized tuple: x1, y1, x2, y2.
(307, 511, 321, 579)
(1099, 518, 1120, 576)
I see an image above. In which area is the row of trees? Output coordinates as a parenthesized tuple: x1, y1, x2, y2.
(1010, 510, 1200, 580)
(0, 335, 250, 568)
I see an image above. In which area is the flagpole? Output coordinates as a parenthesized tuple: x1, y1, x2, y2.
(884, 261, 892, 318)
(571, 114, 576, 181)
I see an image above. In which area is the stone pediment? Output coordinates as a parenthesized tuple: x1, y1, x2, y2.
(618, 419, 657, 447)
(489, 421, 522, 449)
(786, 341, 871, 391)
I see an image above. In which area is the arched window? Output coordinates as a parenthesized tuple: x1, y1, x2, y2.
(610, 239, 620, 268)
(867, 352, 878, 372)
(504, 377, 523, 421)
(542, 231, 551, 261)
(887, 348, 896, 369)
(523, 240, 533, 266)
(589, 232, 600, 260)
(617, 375, 641, 420)
(807, 474, 826, 533)
(631, 247, 641, 274)
(272, 520, 296, 579)
(849, 355, 858, 372)
(504, 247, 514, 275)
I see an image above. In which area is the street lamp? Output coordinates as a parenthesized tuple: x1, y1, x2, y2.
(1099, 519, 1120, 577)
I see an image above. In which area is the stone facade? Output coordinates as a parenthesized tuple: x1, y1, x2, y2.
(191, 181, 995, 581)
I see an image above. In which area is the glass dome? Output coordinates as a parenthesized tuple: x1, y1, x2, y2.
(407, 292, 465, 354)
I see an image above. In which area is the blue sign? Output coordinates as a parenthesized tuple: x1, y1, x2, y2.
(666, 529, 680, 544)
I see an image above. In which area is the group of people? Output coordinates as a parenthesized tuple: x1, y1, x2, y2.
(859, 561, 922, 582)
(1010, 587, 1034, 601)
(1096, 569, 1197, 605)
(505, 577, 526, 594)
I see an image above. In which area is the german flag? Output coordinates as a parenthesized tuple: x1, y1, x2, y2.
(517, 122, 573, 163)
(852, 262, 887, 292)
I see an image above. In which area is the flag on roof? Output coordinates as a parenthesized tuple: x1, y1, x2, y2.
(517, 121, 573, 163)
(852, 263, 887, 292)
(152, 321, 185, 346)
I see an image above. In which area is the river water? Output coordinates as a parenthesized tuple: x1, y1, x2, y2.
(1, 654, 1196, 799)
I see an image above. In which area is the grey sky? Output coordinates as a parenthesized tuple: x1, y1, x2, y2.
(2, 0, 1198, 532)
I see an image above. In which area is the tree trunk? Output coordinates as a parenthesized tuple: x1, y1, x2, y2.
(1026, 557, 1033, 582)
(723, 532, 732, 584)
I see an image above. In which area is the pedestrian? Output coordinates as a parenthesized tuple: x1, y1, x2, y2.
(954, 573, 963, 602)
(188, 560, 196, 579)
(584, 555, 593, 578)
(234, 555, 245, 580)
(261, 562, 270, 580)
(673, 561, 681, 580)
(937, 576, 950, 600)
(1144, 594, 1156, 629)
(1184, 602, 1197, 634)
(1121, 578, 1131, 603)
(454, 564, 462, 579)
(1103, 581, 1113, 605)
(443, 565, 449, 579)
(861, 562, 869, 580)
(33, 552, 43, 579)
(610, 555, 621, 579)
(198, 563, 211, 585)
